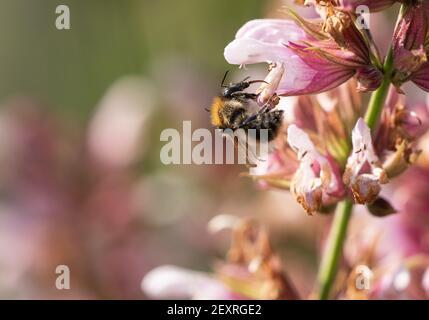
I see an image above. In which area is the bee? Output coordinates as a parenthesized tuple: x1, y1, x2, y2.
(210, 71, 284, 141)
(209, 71, 284, 165)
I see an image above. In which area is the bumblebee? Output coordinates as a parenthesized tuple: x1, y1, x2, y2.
(210, 72, 284, 141)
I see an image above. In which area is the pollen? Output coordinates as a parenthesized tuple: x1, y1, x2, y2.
(210, 96, 224, 127)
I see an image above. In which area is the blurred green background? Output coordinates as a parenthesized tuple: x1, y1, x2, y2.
(0, 0, 263, 119)
(0, 0, 426, 301)
(0, 0, 328, 299)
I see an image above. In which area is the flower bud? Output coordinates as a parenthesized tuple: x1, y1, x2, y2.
(355, 66, 383, 92)
(392, 1, 429, 91)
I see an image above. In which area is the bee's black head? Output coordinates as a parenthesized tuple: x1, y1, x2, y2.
(219, 71, 266, 99)
(221, 81, 251, 98)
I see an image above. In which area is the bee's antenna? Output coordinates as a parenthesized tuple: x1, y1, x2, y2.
(221, 70, 230, 87)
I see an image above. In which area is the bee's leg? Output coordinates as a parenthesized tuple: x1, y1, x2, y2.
(230, 92, 258, 101)
(257, 101, 277, 114)
(243, 93, 257, 100)
(261, 93, 280, 112)
(235, 134, 263, 166)
(239, 108, 268, 128)
(259, 105, 269, 113)
(240, 105, 271, 128)
(239, 113, 258, 127)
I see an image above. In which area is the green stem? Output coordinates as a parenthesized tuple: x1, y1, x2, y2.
(316, 4, 406, 300)
(364, 46, 394, 129)
(364, 2, 407, 129)
(317, 199, 353, 300)
(317, 72, 392, 299)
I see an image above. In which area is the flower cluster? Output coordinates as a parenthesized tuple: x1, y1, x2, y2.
(343, 155, 429, 299)
(226, 1, 429, 98)
(144, 0, 429, 301)
(391, 1, 429, 92)
(224, 0, 429, 215)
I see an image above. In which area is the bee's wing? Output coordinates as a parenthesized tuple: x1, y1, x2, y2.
(222, 130, 264, 167)
(244, 134, 266, 166)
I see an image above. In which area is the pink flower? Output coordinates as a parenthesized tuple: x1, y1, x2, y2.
(343, 118, 388, 204)
(250, 81, 360, 214)
(250, 85, 426, 214)
(224, 14, 382, 102)
(375, 89, 429, 178)
(376, 89, 429, 149)
(287, 124, 343, 214)
(392, 1, 429, 92)
(224, 19, 321, 98)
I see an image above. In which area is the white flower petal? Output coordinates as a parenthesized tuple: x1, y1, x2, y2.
(142, 265, 230, 299)
(344, 118, 387, 204)
(351, 118, 379, 165)
(287, 125, 340, 213)
(287, 125, 317, 160)
(235, 19, 307, 43)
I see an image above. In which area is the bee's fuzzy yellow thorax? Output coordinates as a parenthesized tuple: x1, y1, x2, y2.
(210, 96, 224, 127)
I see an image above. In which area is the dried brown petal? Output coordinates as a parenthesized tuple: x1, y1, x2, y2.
(350, 173, 381, 204)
